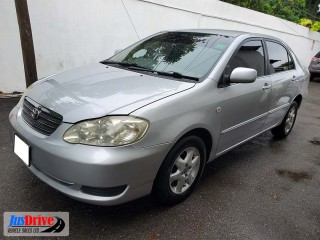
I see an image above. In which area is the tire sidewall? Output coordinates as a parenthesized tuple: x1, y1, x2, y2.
(282, 102, 298, 136)
(153, 136, 206, 204)
(310, 74, 315, 81)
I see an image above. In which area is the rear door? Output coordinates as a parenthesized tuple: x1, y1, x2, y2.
(262, 40, 298, 131)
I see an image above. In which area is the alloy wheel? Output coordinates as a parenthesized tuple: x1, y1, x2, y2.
(285, 107, 296, 134)
(169, 147, 201, 194)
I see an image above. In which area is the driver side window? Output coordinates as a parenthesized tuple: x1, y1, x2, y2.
(228, 40, 265, 77)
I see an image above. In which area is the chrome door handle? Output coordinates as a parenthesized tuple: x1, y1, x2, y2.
(262, 84, 271, 90)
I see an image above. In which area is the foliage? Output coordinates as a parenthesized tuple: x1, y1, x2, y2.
(222, 0, 306, 23)
(300, 18, 320, 31)
(311, 21, 320, 31)
(222, 0, 320, 32)
(305, 0, 320, 17)
(300, 18, 313, 28)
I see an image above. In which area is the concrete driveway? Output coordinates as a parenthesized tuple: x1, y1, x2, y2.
(1, 81, 320, 240)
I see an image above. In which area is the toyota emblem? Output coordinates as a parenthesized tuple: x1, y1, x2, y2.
(31, 108, 41, 120)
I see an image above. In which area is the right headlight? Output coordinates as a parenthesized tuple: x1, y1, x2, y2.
(63, 116, 149, 147)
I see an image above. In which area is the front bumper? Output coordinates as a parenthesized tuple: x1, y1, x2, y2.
(9, 105, 171, 205)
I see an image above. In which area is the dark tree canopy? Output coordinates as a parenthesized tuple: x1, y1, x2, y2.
(221, 0, 320, 31)
(221, 0, 319, 23)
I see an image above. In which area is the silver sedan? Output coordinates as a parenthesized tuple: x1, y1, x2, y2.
(10, 29, 309, 205)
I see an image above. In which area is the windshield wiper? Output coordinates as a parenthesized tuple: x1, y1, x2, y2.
(127, 66, 155, 72)
(128, 68, 199, 81)
(101, 61, 199, 81)
(101, 61, 152, 71)
(155, 71, 199, 81)
(100, 60, 137, 67)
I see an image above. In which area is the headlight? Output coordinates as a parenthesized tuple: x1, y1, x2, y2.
(63, 116, 149, 146)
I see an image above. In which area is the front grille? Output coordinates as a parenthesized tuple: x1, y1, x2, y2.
(22, 98, 63, 135)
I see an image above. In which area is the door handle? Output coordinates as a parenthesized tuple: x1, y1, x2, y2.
(291, 75, 296, 82)
(262, 83, 271, 90)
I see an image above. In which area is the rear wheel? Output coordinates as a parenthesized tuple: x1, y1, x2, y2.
(152, 136, 206, 205)
(271, 102, 298, 139)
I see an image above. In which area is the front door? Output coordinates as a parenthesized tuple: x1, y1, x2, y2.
(217, 39, 272, 154)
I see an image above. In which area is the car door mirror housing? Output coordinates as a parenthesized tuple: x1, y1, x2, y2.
(229, 67, 257, 83)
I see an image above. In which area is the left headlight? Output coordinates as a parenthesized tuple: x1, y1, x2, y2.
(63, 116, 149, 146)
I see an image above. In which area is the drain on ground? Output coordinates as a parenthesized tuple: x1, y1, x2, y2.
(276, 169, 312, 182)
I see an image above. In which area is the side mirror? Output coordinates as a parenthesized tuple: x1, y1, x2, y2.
(114, 49, 122, 55)
(229, 67, 257, 83)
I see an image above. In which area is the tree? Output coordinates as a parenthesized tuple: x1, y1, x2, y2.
(222, 0, 320, 31)
(305, 0, 320, 20)
(222, 0, 306, 23)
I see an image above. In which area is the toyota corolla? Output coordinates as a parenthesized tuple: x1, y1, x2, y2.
(9, 30, 308, 205)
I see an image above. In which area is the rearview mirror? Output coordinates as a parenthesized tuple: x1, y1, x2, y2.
(229, 67, 257, 84)
(114, 49, 122, 55)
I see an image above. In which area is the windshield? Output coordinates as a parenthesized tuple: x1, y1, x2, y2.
(106, 32, 234, 79)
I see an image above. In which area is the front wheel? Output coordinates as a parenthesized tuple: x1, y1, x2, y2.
(271, 102, 298, 139)
(152, 136, 206, 205)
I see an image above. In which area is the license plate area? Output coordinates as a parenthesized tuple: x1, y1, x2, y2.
(14, 135, 30, 166)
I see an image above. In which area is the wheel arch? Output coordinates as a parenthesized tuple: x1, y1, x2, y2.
(151, 128, 212, 204)
(293, 94, 303, 108)
(174, 128, 213, 162)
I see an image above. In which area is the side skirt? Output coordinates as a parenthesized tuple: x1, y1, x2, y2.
(214, 123, 280, 158)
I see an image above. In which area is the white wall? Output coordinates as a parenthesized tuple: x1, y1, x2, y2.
(1, 0, 320, 92)
(0, 0, 26, 92)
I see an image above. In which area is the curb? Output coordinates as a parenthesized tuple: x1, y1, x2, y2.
(0, 92, 23, 99)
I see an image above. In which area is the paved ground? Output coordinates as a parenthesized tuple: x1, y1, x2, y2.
(1, 81, 320, 240)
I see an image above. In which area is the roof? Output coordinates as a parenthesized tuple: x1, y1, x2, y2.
(172, 29, 276, 39)
(172, 29, 247, 37)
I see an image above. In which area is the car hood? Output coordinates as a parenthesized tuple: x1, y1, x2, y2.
(26, 64, 195, 123)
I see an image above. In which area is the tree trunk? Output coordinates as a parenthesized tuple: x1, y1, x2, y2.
(14, 0, 37, 87)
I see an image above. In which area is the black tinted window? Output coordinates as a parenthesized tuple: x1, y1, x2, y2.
(228, 40, 265, 77)
(266, 41, 293, 73)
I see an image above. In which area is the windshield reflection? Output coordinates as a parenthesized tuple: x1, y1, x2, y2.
(107, 32, 234, 79)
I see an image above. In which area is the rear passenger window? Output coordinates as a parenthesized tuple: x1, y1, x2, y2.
(228, 40, 265, 77)
(266, 41, 294, 73)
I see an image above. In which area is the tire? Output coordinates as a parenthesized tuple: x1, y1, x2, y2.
(310, 74, 314, 81)
(271, 102, 298, 139)
(152, 136, 206, 205)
